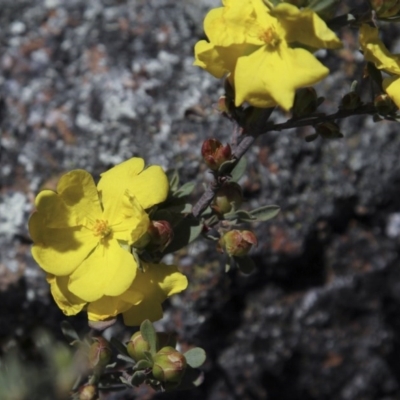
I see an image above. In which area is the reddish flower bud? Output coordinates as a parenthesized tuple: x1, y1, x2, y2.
(292, 87, 318, 117)
(339, 92, 362, 110)
(147, 220, 174, 252)
(88, 337, 112, 370)
(78, 384, 97, 400)
(201, 139, 232, 171)
(374, 94, 398, 115)
(152, 346, 187, 384)
(127, 331, 151, 362)
(212, 182, 243, 215)
(219, 230, 257, 257)
(217, 96, 229, 113)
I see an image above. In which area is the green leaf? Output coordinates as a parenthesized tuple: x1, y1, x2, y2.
(224, 209, 255, 222)
(229, 157, 247, 182)
(166, 169, 179, 192)
(143, 351, 154, 363)
(162, 203, 192, 214)
(163, 217, 203, 254)
(110, 337, 129, 357)
(249, 205, 280, 221)
(367, 62, 383, 91)
(218, 158, 237, 174)
(234, 256, 256, 274)
(176, 366, 204, 390)
(140, 320, 158, 355)
(117, 354, 136, 364)
(60, 321, 80, 344)
(131, 371, 147, 386)
(184, 348, 206, 368)
(174, 182, 196, 198)
(134, 359, 153, 370)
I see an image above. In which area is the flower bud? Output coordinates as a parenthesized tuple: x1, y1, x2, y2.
(212, 182, 243, 215)
(292, 87, 318, 118)
(217, 96, 229, 114)
(370, 0, 400, 18)
(374, 94, 398, 115)
(339, 92, 362, 110)
(147, 220, 174, 252)
(315, 121, 343, 139)
(79, 384, 97, 400)
(201, 139, 232, 171)
(218, 230, 257, 257)
(127, 332, 151, 362)
(152, 346, 187, 384)
(88, 337, 112, 370)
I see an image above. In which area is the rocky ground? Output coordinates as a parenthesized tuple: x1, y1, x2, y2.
(2, 0, 400, 399)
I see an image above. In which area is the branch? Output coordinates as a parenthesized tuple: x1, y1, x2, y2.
(191, 103, 378, 219)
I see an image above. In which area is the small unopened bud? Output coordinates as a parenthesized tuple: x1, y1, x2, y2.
(292, 87, 318, 118)
(201, 139, 232, 171)
(315, 121, 343, 139)
(152, 346, 187, 384)
(147, 220, 174, 252)
(127, 332, 151, 362)
(339, 92, 362, 110)
(217, 96, 229, 114)
(374, 94, 398, 115)
(218, 230, 257, 257)
(370, 0, 400, 18)
(79, 384, 97, 400)
(88, 337, 112, 370)
(212, 182, 243, 215)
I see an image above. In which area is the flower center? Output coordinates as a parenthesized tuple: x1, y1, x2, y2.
(93, 219, 112, 239)
(259, 27, 281, 48)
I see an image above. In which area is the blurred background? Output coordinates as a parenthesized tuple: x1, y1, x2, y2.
(2, 0, 400, 399)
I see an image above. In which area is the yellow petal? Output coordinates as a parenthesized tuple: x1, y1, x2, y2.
(128, 165, 169, 209)
(87, 291, 143, 321)
(110, 193, 149, 245)
(30, 212, 97, 275)
(122, 298, 164, 326)
(235, 45, 329, 110)
(47, 274, 87, 316)
(121, 263, 188, 326)
(271, 3, 342, 49)
(194, 41, 228, 78)
(56, 170, 102, 226)
(359, 25, 400, 74)
(205, 2, 262, 46)
(68, 239, 138, 302)
(383, 76, 400, 109)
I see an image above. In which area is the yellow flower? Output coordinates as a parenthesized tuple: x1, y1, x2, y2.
(47, 262, 188, 326)
(194, 0, 341, 111)
(29, 158, 168, 302)
(359, 24, 400, 109)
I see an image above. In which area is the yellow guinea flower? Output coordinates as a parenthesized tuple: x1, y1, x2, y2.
(47, 262, 188, 326)
(29, 158, 168, 302)
(194, 0, 342, 111)
(359, 24, 400, 109)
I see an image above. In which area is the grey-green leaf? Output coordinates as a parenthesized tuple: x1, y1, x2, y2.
(174, 182, 196, 198)
(166, 169, 180, 192)
(110, 337, 129, 357)
(184, 348, 207, 368)
(230, 157, 247, 182)
(134, 359, 153, 370)
(140, 320, 158, 355)
(249, 205, 280, 221)
(131, 370, 147, 386)
(163, 217, 203, 254)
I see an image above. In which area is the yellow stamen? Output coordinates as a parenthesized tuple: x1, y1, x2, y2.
(259, 27, 280, 48)
(93, 219, 112, 239)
